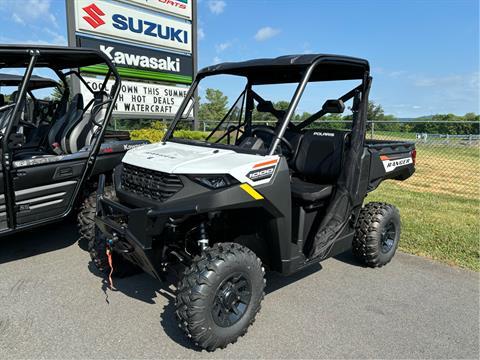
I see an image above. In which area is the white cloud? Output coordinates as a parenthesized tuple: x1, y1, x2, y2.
(12, 13, 25, 25)
(198, 27, 205, 40)
(254, 27, 281, 41)
(43, 28, 67, 45)
(411, 72, 480, 94)
(213, 56, 222, 64)
(3, 0, 59, 28)
(215, 41, 231, 53)
(208, 0, 226, 15)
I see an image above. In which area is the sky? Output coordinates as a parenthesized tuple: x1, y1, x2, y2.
(0, 0, 478, 117)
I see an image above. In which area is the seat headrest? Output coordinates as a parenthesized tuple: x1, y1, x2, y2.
(70, 93, 84, 110)
(294, 129, 350, 182)
(10, 91, 18, 102)
(93, 91, 109, 103)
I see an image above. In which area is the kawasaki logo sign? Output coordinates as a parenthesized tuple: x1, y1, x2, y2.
(75, 0, 191, 53)
(77, 36, 193, 79)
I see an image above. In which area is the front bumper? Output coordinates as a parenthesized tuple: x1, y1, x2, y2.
(94, 174, 199, 279)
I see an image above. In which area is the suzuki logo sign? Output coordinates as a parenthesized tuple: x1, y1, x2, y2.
(82, 3, 105, 29)
(74, 0, 192, 53)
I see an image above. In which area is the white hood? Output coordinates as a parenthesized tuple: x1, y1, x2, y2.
(122, 141, 280, 186)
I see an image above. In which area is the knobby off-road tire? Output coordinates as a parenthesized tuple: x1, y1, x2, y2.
(77, 186, 115, 244)
(352, 202, 401, 268)
(176, 243, 266, 351)
(79, 187, 138, 277)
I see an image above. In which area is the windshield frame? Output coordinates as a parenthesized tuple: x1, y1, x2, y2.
(164, 57, 370, 156)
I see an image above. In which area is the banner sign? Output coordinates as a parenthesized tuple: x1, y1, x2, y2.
(77, 36, 193, 83)
(117, 0, 192, 20)
(81, 77, 189, 117)
(74, 0, 192, 53)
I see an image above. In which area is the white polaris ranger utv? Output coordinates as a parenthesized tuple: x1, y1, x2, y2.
(91, 54, 416, 351)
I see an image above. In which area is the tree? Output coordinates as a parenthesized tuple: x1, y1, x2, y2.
(198, 88, 228, 121)
(367, 101, 385, 120)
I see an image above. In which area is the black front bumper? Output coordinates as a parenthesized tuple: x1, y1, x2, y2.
(94, 174, 199, 279)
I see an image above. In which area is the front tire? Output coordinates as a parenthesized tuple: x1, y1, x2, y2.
(352, 202, 401, 267)
(80, 188, 139, 277)
(176, 243, 265, 351)
(77, 186, 115, 244)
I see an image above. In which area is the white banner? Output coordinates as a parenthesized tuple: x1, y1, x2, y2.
(117, 0, 192, 20)
(81, 78, 190, 117)
(74, 0, 191, 53)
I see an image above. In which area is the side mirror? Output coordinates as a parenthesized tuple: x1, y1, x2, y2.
(322, 99, 345, 114)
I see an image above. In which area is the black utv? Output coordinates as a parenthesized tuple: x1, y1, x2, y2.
(0, 45, 147, 239)
(93, 54, 416, 351)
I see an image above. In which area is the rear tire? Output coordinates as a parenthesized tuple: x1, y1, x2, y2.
(176, 243, 265, 351)
(352, 202, 401, 267)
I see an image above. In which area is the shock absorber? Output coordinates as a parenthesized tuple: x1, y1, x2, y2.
(197, 222, 209, 251)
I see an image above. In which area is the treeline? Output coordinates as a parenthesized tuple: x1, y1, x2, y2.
(197, 89, 479, 135)
(117, 88, 480, 135)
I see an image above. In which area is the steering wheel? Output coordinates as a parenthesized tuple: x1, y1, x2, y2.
(251, 127, 293, 158)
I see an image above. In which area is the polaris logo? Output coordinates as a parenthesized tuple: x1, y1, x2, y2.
(313, 132, 334, 137)
(100, 45, 181, 72)
(247, 166, 276, 182)
(382, 157, 412, 172)
(112, 14, 188, 44)
(82, 3, 105, 29)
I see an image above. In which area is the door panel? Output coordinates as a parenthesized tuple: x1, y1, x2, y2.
(0, 172, 6, 231)
(12, 157, 86, 225)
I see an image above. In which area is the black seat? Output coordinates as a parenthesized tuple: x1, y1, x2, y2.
(290, 129, 350, 203)
(291, 177, 333, 202)
(61, 91, 109, 153)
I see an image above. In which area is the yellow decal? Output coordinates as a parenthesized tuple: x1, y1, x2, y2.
(240, 183, 264, 200)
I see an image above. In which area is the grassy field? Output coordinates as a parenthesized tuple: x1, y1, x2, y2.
(369, 143, 479, 271)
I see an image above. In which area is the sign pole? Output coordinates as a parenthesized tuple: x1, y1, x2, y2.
(65, 0, 80, 96)
(192, 0, 198, 130)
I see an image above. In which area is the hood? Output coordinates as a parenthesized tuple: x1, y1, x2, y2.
(123, 141, 261, 173)
(122, 141, 280, 186)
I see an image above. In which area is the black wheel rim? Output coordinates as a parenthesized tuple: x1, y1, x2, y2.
(381, 221, 397, 253)
(212, 272, 251, 328)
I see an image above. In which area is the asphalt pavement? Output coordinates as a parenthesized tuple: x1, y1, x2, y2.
(0, 219, 478, 359)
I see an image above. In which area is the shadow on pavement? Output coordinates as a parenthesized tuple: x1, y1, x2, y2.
(91, 258, 329, 351)
(333, 250, 364, 267)
(0, 218, 79, 265)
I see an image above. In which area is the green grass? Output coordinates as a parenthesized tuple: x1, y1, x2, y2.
(369, 181, 480, 271)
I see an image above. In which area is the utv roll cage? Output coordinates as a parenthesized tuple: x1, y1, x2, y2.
(0, 45, 121, 231)
(0, 73, 59, 90)
(165, 54, 371, 155)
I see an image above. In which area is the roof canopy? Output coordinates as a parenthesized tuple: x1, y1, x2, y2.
(0, 45, 111, 70)
(0, 73, 58, 90)
(198, 54, 369, 84)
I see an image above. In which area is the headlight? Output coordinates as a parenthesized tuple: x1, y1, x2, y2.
(189, 174, 239, 189)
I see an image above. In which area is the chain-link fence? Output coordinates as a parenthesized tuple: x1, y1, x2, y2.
(364, 121, 479, 200)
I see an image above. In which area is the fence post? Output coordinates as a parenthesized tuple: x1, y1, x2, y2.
(371, 121, 374, 140)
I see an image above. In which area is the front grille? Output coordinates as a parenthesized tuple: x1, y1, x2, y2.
(121, 164, 183, 202)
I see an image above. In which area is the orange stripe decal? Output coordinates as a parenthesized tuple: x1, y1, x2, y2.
(253, 159, 278, 168)
(380, 155, 390, 161)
